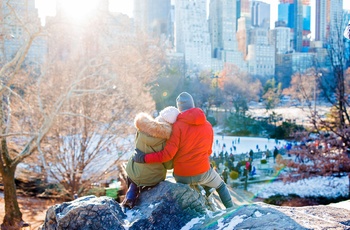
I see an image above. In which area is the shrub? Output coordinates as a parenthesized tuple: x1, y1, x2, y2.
(261, 159, 267, 164)
(207, 116, 216, 126)
(85, 187, 106, 197)
(230, 171, 239, 180)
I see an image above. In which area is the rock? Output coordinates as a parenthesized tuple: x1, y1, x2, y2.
(40, 181, 350, 230)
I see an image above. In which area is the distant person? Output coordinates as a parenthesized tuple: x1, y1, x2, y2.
(266, 149, 271, 159)
(133, 92, 233, 209)
(221, 168, 228, 183)
(122, 106, 179, 209)
(249, 149, 254, 161)
(250, 165, 256, 176)
(273, 147, 279, 163)
(229, 152, 234, 162)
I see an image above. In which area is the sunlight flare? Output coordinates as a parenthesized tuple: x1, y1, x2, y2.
(60, 0, 99, 22)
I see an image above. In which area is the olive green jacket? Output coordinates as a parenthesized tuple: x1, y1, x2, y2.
(126, 112, 173, 187)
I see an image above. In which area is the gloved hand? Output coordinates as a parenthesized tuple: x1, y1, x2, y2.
(133, 148, 146, 163)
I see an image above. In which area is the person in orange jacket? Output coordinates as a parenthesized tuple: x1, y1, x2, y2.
(133, 92, 233, 209)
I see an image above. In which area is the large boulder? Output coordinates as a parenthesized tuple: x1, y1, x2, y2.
(40, 181, 350, 230)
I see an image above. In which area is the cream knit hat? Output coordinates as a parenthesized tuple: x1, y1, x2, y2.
(158, 106, 179, 124)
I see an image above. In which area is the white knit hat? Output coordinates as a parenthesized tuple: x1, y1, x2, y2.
(159, 106, 179, 124)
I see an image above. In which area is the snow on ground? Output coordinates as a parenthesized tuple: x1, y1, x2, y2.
(212, 133, 287, 155)
(210, 132, 350, 211)
(248, 176, 349, 199)
(246, 104, 331, 125)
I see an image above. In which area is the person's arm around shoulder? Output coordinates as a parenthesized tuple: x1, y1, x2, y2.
(145, 122, 181, 163)
(134, 122, 181, 163)
(207, 121, 214, 157)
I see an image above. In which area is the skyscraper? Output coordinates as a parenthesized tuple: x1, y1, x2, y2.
(271, 27, 292, 54)
(134, 0, 172, 39)
(315, 0, 343, 44)
(246, 27, 275, 76)
(175, 0, 211, 70)
(209, 0, 246, 70)
(0, 0, 42, 63)
(252, 1, 270, 29)
(277, 0, 310, 52)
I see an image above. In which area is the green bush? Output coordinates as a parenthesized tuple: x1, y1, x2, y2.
(261, 159, 267, 164)
(85, 187, 106, 197)
(230, 171, 239, 180)
(207, 116, 216, 126)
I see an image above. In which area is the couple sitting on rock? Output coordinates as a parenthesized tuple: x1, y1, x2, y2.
(121, 92, 233, 210)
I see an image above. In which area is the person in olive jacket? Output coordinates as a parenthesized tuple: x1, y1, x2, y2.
(133, 92, 233, 209)
(122, 106, 179, 209)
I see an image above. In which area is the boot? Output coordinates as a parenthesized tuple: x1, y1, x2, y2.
(122, 182, 139, 209)
(203, 185, 215, 197)
(216, 182, 234, 209)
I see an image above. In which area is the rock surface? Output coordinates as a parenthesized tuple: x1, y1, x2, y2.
(40, 181, 350, 230)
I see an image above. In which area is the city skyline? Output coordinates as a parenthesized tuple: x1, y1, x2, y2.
(35, 0, 350, 17)
(5, 0, 349, 83)
(35, 0, 350, 39)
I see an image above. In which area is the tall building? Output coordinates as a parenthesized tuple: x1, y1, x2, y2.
(271, 27, 292, 54)
(315, 0, 327, 43)
(237, 17, 248, 58)
(134, 0, 172, 39)
(209, 0, 246, 71)
(278, 3, 294, 27)
(175, 0, 211, 71)
(246, 28, 275, 76)
(235, 0, 241, 31)
(294, 0, 303, 52)
(315, 0, 343, 44)
(0, 0, 43, 64)
(277, 0, 310, 52)
(252, 1, 270, 29)
(240, 0, 251, 18)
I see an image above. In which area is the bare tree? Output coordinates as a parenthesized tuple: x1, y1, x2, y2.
(262, 78, 282, 110)
(279, 17, 350, 198)
(0, 3, 164, 229)
(221, 64, 261, 115)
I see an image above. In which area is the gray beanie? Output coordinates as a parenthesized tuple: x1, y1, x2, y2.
(176, 92, 195, 112)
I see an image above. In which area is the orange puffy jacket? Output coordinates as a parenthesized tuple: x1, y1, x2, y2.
(144, 108, 213, 176)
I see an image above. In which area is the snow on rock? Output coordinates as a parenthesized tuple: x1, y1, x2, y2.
(39, 181, 350, 230)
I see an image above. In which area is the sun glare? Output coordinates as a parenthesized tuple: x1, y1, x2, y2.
(60, 0, 99, 21)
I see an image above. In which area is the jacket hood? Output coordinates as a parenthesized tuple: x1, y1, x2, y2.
(177, 108, 206, 125)
(134, 112, 173, 139)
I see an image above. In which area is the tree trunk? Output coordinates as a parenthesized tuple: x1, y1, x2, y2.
(1, 165, 23, 230)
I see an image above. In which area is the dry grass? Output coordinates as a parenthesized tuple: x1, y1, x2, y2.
(0, 193, 62, 230)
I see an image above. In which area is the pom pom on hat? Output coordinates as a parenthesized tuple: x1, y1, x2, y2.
(176, 92, 195, 112)
(159, 106, 179, 124)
